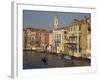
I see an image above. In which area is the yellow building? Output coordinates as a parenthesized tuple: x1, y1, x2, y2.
(66, 20, 81, 57)
(63, 17, 91, 59)
(49, 15, 91, 59)
(87, 30, 91, 59)
(80, 17, 91, 58)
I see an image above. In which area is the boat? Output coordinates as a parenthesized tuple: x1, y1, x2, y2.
(64, 55, 71, 60)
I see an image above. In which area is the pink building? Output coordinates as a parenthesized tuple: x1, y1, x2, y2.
(40, 30, 49, 50)
(23, 27, 50, 51)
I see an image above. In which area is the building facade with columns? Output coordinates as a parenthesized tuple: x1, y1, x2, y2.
(52, 15, 68, 54)
(66, 20, 81, 57)
(51, 15, 91, 58)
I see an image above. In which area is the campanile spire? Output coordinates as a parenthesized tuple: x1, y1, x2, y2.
(54, 15, 58, 30)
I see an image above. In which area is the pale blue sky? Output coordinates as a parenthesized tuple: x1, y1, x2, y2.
(23, 10, 90, 30)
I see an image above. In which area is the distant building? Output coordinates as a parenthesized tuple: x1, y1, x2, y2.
(23, 28, 33, 49)
(40, 29, 49, 51)
(47, 31, 53, 52)
(23, 27, 49, 51)
(23, 28, 40, 50)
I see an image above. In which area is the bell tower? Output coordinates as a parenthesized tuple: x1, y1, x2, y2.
(54, 15, 58, 30)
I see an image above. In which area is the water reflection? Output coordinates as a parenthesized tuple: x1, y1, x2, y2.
(23, 50, 90, 69)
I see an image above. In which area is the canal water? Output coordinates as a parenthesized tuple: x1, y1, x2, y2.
(23, 50, 90, 69)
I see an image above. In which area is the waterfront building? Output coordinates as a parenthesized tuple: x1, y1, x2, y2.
(23, 28, 40, 50)
(87, 29, 91, 59)
(40, 29, 49, 51)
(65, 17, 91, 58)
(48, 31, 54, 52)
(80, 17, 91, 58)
(23, 28, 33, 49)
(23, 28, 26, 49)
(53, 28, 62, 53)
(66, 19, 81, 57)
(52, 15, 68, 53)
(23, 27, 49, 51)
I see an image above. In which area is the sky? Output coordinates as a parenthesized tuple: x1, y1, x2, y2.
(23, 10, 91, 30)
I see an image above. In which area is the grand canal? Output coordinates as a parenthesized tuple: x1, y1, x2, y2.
(23, 50, 90, 69)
